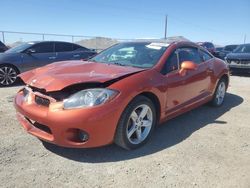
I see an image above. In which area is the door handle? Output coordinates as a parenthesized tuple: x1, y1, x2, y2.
(73, 54, 80, 58)
(49, 56, 56, 60)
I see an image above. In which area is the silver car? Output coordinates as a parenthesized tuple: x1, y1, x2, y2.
(0, 41, 96, 86)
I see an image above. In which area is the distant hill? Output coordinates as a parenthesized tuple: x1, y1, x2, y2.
(76, 36, 190, 51)
(76, 37, 119, 51)
(164, 36, 190, 42)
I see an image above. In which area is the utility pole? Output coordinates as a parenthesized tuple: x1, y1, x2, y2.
(164, 15, 168, 39)
(2, 32, 5, 43)
(244, 34, 246, 44)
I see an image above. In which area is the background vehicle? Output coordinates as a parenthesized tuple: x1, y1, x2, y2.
(15, 41, 229, 150)
(197, 42, 216, 55)
(225, 43, 250, 73)
(0, 41, 8, 52)
(218, 45, 238, 59)
(0, 41, 97, 86)
(214, 47, 223, 58)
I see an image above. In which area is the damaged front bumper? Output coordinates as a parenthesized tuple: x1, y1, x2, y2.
(14, 88, 123, 148)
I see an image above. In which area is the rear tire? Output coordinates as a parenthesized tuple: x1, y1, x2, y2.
(114, 96, 156, 150)
(210, 78, 227, 107)
(0, 65, 19, 86)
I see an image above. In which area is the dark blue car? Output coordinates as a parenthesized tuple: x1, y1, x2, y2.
(0, 41, 96, 86)
(225, 43, 250, 73)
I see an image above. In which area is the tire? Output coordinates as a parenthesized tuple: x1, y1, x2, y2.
(114, 96, 157, 150)
(0, 65, 19, 86)
(210, 78, 227, 107)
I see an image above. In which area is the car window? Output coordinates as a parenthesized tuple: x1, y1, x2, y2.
(72, 44, 88, 51)
(55, 42, 73, 52)
(233, 44, 250, 53)
(91, 42, 168, 68)
(203, 43, 214, 49)
(224, 45, 237, 52)
(200, 50, 213, 62)
(162, 51, 178, 74)
(177, 47, 201, 64)
(31, 42, 54, 53)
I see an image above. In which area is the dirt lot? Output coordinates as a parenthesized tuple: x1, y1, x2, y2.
(0, 75, 249, 188)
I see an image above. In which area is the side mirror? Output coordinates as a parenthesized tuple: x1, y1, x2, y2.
(26, 48, 36, 54)
(179, 61, 197, 75)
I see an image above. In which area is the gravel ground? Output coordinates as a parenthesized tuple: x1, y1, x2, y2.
(0, 75, 250, 188)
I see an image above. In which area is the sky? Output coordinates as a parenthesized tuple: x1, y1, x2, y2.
(0, 0, 250, 45)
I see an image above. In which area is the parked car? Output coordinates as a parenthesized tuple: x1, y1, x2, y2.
(225, 43, 250, 73)
(197, 42, 216, 55)
(15, 41, 229, 150)
(213, 47, 223, 58)
(0, 41, 8, 52)
(0, 41, 97, 86)
(218, 45, 238, 59)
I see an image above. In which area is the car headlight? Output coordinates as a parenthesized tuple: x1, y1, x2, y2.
(63, 88, 119, 109)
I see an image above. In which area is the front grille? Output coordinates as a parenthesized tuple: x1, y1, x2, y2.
(35, 95, 50, 107)
(227, 59, 250, 65)
(239, 60, 250, 64)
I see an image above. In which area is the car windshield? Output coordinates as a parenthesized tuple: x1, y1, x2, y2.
(5, 42, 35, 53)
(233, 44, 250, 53)
(90, 42, 168, 68)
(224, 45, 238, 51)
(202, 43, 214, 48)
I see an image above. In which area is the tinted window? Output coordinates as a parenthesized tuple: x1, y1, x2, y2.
(162, 52, 178, 74)
(55, 42, 73, 52)
(224, 45, 238, 52)
(178, 47, 201, 64)
(233, 44, 250, 53)
(202, 42, 214, 49)
(32, 42, 54, 53)
(72, 44, 88, 51)
(200, 50, 213, 62)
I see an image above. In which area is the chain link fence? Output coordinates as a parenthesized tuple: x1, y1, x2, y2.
(0, 30, 132, 52)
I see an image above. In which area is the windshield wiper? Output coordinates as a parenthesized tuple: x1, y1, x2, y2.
(112, 62, 125, 66)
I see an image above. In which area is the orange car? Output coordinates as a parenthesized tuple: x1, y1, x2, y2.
(14, 41, 229, 150)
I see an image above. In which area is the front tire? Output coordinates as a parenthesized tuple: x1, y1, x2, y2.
(0, 65, 18, 86)
(114, 96, 156, 150)
(210, 78, 227, 107)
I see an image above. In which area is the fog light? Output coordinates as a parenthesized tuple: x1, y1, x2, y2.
(79, 130, 89, 142)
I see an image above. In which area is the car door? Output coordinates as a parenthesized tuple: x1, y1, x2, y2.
(199, 49, 215, 95)
(22, 42, 56, 70)
(72, 44, 96, 60)
(163, 46, 210, 115)
(161, 50, 187, 115)
(54, 42, 74, 61)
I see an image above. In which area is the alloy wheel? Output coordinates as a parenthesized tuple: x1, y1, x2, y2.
(215, 81, 226, 105)
(126, 104, 153, 145)
(0, 66, 18, 86)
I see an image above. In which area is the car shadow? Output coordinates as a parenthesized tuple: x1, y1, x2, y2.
(0, 79, 24, 88)
(43, 93, 243, 163)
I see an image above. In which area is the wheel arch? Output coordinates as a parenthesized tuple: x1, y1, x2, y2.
(220, 74, 229, 89)
(0, 63, 20, 74)
(137, 91, 161, 124)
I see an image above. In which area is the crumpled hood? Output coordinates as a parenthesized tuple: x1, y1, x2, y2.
(20, 60, 144, 92)
(226, 52, 250, 60)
